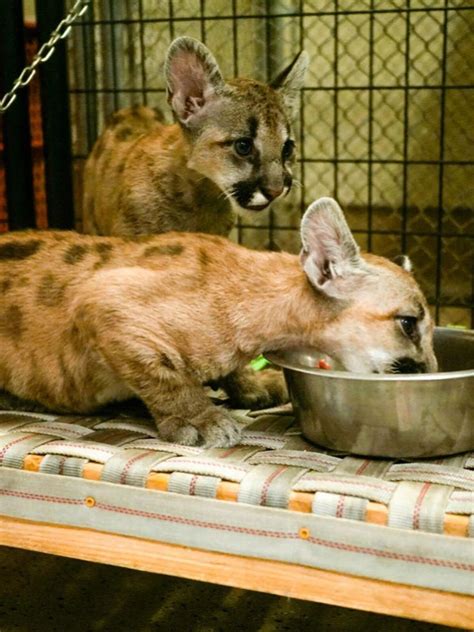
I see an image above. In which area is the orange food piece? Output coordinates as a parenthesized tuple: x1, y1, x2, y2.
(317, 358, 331, 370)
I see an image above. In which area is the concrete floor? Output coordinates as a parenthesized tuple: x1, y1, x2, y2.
(0, 547, 464, 632)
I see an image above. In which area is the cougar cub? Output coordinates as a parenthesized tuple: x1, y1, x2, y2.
(82, 36, 308, 237)
(0, 198, 436, 447)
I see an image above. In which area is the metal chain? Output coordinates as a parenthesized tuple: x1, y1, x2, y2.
(0, 0, 92, 114)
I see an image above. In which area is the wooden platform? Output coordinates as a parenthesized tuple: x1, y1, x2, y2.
(1, 514, 472, 629)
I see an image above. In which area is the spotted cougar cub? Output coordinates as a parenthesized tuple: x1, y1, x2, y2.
(82, 37, 308, 237)
(0, 198, 435, 447)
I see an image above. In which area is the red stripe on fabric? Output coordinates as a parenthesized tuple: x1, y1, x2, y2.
(119, 452, 153, 485)
(413, 482, 431, 530)
(93, 500, 473, 571)
(260, 466, 287, 506)
(163, 459, 248, 473)
(58, 457, 66, 476)
(306, 535, 472, 571)
(25, 424, 86, 436)
(96, 501, 295, 539)
(242, 435, 283, 442)
(393, 469, 472, 484)
(219, 447, 241, 459)
(259, 453, 332, 464)
(336, 496, 345, 518)
(44, 442, 116, 455)
(355, 460, 370, 475)
(301, 476, 392, 492)
(0, 434, 37, 462)
(1, 485, 472, 572)
(0, 488, 82, 505)
(189, 475, 198, 496)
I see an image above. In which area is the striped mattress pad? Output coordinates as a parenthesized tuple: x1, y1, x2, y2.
(0, 404, 473, 595)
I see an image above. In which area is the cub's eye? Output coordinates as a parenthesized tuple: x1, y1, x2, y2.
(234, 138, 253, 156)
(397, 316, 418, 340)
(282, 139, 295, 161)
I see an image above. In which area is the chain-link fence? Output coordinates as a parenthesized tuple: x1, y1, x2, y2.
(64, 0, 474, 326)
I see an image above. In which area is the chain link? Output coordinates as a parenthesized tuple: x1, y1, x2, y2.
(0, 0, 91, 114)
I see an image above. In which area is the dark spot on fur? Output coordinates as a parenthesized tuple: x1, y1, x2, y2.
(115, 126, 133, 141)
(37, 273, 66, 307)
(199, 248, 211, 267)
(95, 242, 113, 255)
(0, 239, 42, 261)
(160, 353, 175, 371)
(249, 152, 261, 170)
(93, 242, 113, 267)
(122, 208, 143, 234)
(248, 116, 259, 139)
(200, 234, 223, 245)
(109, 110, 125, 126)
(0, 304, 24, 340)
(63, 243, 88, 264)
(152, 106, 165, 122)
(67, 322, 85, 352)
(122, 233, 154, 243)
(143, 244, 184, 257)
(1, 278, 12, 293)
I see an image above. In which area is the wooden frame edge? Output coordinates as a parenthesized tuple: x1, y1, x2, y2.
(0, 514, 472, 628)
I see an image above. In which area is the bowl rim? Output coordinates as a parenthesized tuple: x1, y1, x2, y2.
(265, 326, 474, 382)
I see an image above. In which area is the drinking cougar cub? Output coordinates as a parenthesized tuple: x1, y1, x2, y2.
(0, 198, 436, 447)
(82, 36, 308, 237)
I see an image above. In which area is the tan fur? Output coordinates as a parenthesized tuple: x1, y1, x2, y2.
(82, 37, 308, 237)
(0, 198, 436, 447)
(83, 109, 235, 236)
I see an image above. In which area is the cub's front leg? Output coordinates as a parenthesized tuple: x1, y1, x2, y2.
(221, 367, 288, 410)
(100, 341, 241, 447)
(78, 306, 241, 447)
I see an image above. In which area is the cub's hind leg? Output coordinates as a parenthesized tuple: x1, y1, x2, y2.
(221, 367, 288, 410)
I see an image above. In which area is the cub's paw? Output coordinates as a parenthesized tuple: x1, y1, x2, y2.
(226, 368, 288, 410)
(156, 407, 241, 448)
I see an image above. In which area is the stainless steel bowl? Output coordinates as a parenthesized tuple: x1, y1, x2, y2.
(266, 327, 474, 458)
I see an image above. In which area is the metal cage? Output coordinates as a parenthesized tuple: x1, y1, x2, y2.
(1, 0, 473, 327)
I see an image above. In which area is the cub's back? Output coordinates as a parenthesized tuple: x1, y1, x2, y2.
(82, 105, 166, 235)
(0, 230, 252, 313)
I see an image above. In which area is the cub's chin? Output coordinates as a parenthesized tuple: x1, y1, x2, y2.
(228, 197, 271, 217)
(244, 203, 271, 212)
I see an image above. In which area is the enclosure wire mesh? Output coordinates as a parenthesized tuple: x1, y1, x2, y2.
(66, 0, 473, 327)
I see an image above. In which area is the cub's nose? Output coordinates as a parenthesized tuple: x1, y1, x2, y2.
(392, 357, 427, 374)
(261, 186, 284, 201)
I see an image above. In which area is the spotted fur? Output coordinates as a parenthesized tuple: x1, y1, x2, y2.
(82, 37, 308, 237)
(0, 199, 436, 447)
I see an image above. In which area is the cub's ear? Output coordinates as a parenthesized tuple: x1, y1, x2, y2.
(270, 50, 309, 118)
(393, 254, 413, 273)
(300, 197, 366, 298)
(165, 36, 225, 127)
